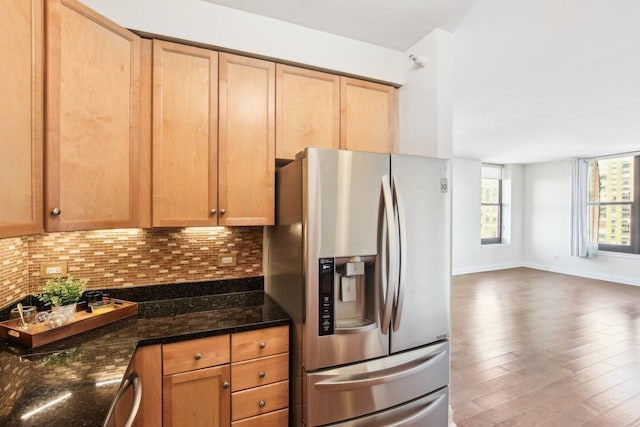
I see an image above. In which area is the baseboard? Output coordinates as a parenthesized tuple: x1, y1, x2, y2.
(522, 262, 640, 287)
(452, 262, 523, 276)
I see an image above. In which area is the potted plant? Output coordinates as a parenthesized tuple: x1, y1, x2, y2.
(37, 276, 88, 324)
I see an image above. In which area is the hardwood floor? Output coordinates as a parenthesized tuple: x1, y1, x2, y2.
(450, 268, 640, 426)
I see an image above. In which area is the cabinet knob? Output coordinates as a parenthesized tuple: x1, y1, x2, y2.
(210, 209, 217, 215)
(219, 209, 226, 215)
(51, 208, 61, 216)
(194, 353, 202, 360)
(258, 400, 266, 408)
(222, 381, 230, 389)
(258, 370, 266, 379)
(259, 342, 266, 349)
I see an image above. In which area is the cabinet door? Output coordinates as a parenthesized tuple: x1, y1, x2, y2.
(45, 0, 145, 231)
(163, 364, 231, 427)
(275, 64, 339, 160)
(219, 53, 275, 226)
(340, 77, 398, 154)
(152, 40, 218, 227)
(0, 0, 43, 238)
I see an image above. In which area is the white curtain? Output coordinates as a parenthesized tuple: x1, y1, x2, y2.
(570, 159, 597, 257)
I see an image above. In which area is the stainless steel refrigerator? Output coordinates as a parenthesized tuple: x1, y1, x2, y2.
(265, 148, 450, 426)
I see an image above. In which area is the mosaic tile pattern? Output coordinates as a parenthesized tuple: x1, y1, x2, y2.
(26, 227, 263, 293)
(0, 227, 263, 306)
(0, 237, 29, 307)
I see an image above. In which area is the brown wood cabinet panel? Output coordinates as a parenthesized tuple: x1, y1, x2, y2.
(0, 0, 43, 238)
(231, 380, 288, 421)
(152, 40, 218, 227)
(231, 353, 289, 392)
(133, 345, 162, 427)
(163, 364, 231, 427)
(275, 64, 340, 160)
(231, 408, 288, 427)
(231, 325, 289, 362)
(105, 345, 161, 427)
(218, 53, 275, 226)
(137, 38, 153, 229)
(340, 77, 399, 154)
(45, 0, 144, 231)
(162, 334, 230, 375)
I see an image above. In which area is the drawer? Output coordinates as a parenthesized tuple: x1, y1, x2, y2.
(231, 408, 288, 427)
(232, 353, 289, 391)
(162, 334, 230, 375)
(232, 380, 289, 421)
(231, 325, 288, 362)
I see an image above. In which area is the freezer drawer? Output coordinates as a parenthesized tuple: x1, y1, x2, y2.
(305, 341, 449, 427)
(326, 386, 448, 427)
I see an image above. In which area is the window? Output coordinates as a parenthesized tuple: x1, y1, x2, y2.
(587, 156, 640, 253)
(481, 164, 503, 244)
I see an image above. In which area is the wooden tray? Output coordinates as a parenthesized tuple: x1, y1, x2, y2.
(0, 299, 138, 348)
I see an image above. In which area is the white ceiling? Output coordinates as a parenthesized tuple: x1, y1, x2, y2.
(201, 0, 475, 51)
(203, 0, 640, 164)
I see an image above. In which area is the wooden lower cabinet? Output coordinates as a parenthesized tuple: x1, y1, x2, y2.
(230, 326, 289, 426)
(159, 326, 289, 427)
(163, 364, 231, 427)
(231, 380, 288, 422)
(232, 408, 288, 427)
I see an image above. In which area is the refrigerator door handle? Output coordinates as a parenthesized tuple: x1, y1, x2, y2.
(380, 175, 397, 335)
(313, 349, 447, 391)
(391, 175, 407, 332)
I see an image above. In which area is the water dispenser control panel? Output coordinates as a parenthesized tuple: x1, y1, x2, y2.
(318, 258, 335, 336)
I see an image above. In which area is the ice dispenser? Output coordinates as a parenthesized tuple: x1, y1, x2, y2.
(318, 256, 377, 336)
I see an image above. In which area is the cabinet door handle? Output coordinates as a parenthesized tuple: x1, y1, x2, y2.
(51, 208, 61, 216)
(210, 209, 217, 215)
(258, 400, 266, 408)
(222, 381, 230, 389)
(259, 342, 266, 349)
(219, 209, 226, 214)
(194, 353, 202, 360)
(258, 370, 266, 379)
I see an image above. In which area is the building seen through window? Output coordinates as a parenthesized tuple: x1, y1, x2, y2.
(587, 155, 639, 253)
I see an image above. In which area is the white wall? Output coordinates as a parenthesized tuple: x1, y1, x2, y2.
(399, 29, 453, 159)
(79, 0, 405, 85)
(452, 158, 524, 275)
(523, 161, 640, 286)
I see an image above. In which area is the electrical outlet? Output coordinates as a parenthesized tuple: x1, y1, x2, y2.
(217, 254, 237, 267)
(40, 263, 68, 278)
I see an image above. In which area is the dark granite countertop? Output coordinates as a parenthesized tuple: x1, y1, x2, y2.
(0, 278, 290, 426)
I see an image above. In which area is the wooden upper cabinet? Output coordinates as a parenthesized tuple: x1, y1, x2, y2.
(340, 77, 399, 154)
(219, 53, 275, 226)
(275, 64, 340, 160)
(0, 0, 43, 238)
(152, 40, 218, 227)
(45, 0, 147, 231)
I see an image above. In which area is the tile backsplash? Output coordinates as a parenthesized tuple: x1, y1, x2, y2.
(1, 227, 263, 307)
(0, 237, 29, 307)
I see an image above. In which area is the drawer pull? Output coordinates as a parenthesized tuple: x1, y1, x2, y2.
(258, 370, 266, 379)
(223, 381, 230, 389)
(194, 353, 202, 360)
(258, 400, 266, 408)
(259, 342, 266, 349)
